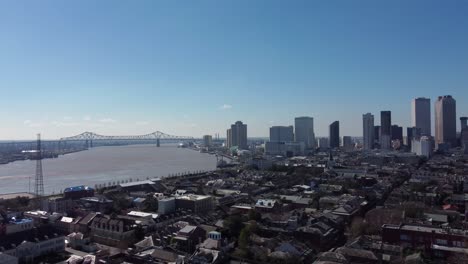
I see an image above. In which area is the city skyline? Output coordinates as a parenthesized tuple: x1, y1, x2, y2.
(1, 1, 468, 139)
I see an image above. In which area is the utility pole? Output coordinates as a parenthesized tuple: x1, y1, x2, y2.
(34, 134, 44, 198)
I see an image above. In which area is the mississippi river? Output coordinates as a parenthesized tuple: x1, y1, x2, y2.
(0, 144, 217, 195)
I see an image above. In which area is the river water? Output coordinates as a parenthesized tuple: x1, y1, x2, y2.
(0, 144, 217, 195)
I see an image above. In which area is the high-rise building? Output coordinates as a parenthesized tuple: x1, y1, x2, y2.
(391, 125, 403, 142)
(435, 95, 457, 147)
(343, 136, 353, 151)
(329, 121, 340, 149)
(226, 129, 232, 148)
(226, 121, 247, 149)
(317, 137, 329, 149)
(406, 126, 422, 148)
(362, 113, 374, 150)
(203, 135, 213, 147)
(461, 117, 468, 154)
(270, 126, 294, 142)
(412, 97, 431, 136)
(460, 117, 468, 131)
(411, 136, 433, 158)
(374, 126, 381, 142)
(294, 117, 315, 149)
(380, 111, 392, 149)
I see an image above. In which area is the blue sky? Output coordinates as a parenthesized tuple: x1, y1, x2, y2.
(1, 0, 467, 139)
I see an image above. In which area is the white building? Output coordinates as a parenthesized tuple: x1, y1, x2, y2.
(411, 136, 432, 158)
(362, 113, 374, 150)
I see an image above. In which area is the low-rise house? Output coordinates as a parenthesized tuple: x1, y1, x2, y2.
(64, 185, 95, 200)
(382, 223, 468, 258)
(56, 216, 75, 234)
(0, 227, 65, 263)
(173, 225, 207, 253)
(0, 252, 17, 264)
(73, 212, 98, 235)
(255, 199, 280, 213)
(43, 197, 74, 213)
(295, 221, 341, 251)
(2, 218, 34, 235)
(67, 232, 97, 252)
(79, 197, 113, 213)
(90, 215, 138, 248)
(132, 248, 185, 263)
(176, 195, 214, 213)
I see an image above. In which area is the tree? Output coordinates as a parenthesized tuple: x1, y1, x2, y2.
(248, 210, 262, 221)
(349, 217, 366, 239)
(238, 226, 250, 249)
(224, 215, 244, 237)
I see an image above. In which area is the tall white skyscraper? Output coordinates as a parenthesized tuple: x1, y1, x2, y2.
(362, 113, 374, 150)
(294, 117, 315, 149)
(412, 97, 431, 136)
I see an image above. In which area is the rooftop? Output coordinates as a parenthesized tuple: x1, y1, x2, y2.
(64, 185, 93, 193)
(9, 218, 33, 225)
(176, 194, 211, 201)
(119, 180, 154, 187)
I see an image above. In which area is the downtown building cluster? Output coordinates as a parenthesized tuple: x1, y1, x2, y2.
(363, 95, 468, 158)
(221, 95, 467, 160)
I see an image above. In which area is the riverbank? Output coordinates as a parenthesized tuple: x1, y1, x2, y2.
(0, 148, 86, 165)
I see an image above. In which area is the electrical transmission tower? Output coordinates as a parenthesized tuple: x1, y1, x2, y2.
(34, 133, 44, 197)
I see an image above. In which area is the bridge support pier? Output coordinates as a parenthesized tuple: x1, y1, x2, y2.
(156, 139, 160, 147)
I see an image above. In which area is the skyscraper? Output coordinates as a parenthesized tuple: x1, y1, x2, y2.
(412, 97, 431, 136)
(226, 121, 248, 149)
(407, 126, 421, 148)
(391, 125, 403, 142)
(380, 111, 391, 149)
(374, 126, 381, 142)
(342, 136, 353, 151)
(329, 121, 340, 149)
(294, 117, 315, 149)
(460, 117, 468, 131)
(226, 129, 232, 148)
(203, 135, 213, 147)
(362, 113, 374, 150)
(435, 95, 457, 147)
(270, 126, 294, 142)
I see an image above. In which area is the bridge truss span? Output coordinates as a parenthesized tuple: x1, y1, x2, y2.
(60, 131, 195, 141)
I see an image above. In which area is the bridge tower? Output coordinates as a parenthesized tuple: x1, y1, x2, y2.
(156, 138, 160, 147)
(34, 134, 44, 198)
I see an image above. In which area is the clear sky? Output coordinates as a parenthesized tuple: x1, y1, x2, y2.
(1, 0, 467, 139)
